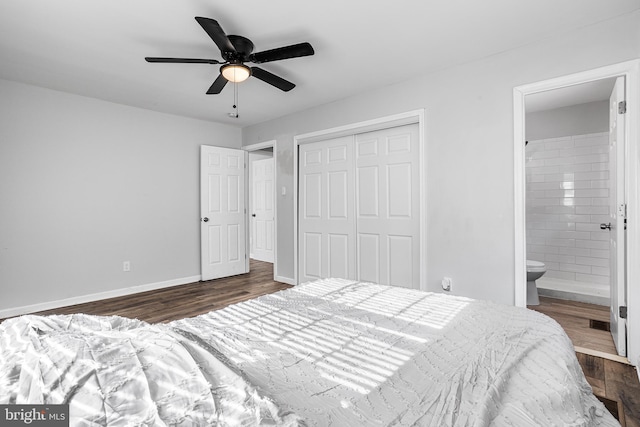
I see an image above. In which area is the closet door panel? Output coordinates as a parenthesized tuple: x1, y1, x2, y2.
(387, 163, 413, 218)
(357, 166, 379, 217)
(298, 136, 356, 283)
(303, 232, 322, 279)
(328, 233, 350, 278)
(328, 171, 349, 219)
(358, 233, 380, 283)
(303, 173, 322, 218)
(356, 124, 420, 288)
(388, 235, 413, 287)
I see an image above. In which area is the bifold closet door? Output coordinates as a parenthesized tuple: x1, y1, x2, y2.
(298, 123, 419, 288)
(356, 124, 420, 288)
(299, 135, 356, 283)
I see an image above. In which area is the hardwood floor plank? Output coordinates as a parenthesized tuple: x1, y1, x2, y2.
(576, 353, 606, 396)
(604, 359, 640, 427)
(534, 296, 610, 322)
(2, 260, 291, 323)
(529, 298, 616, 354)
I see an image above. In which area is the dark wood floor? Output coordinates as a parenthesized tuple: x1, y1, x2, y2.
(4, 263, 639, 424)
(531, 296, 617, 354)
(530, 296, 640, 426)
(24, 259, 291, 323)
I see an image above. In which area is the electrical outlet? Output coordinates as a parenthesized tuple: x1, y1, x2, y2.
(441, 277, 452, 292)
(123, 261, 131, 272)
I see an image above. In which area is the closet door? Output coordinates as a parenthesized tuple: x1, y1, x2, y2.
(356, 124, 420, 288)
(299, 136, 356, 283)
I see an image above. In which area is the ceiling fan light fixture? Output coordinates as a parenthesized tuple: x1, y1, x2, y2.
(221, 63, 251, 83)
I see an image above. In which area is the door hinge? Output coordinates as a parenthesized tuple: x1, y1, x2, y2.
(620, 306, 628, 319)
(618, 203, 627, 219)
(618, 101, 627, 114)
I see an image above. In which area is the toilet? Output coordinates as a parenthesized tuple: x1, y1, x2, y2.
(526, 260, 547, 305)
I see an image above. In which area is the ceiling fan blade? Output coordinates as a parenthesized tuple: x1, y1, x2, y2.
(145, 57, 221, 64)
(195, 17, 236, 53)
(249, 42, 314, 64)
(207, 73, 228, 94)
(251, 67, 295, 92)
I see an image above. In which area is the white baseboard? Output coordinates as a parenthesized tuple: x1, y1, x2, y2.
(0, 275, 202, 319)
(536, 277, 610, 306)
(536, 277, 609, 297)
(275, 275, 296, 286)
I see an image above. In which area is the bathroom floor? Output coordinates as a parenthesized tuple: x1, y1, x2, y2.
(529, 296, 616, 354)
(529, 297, 640, 426)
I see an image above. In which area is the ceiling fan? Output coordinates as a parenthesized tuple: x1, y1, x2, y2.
(145, 17, 314, 94)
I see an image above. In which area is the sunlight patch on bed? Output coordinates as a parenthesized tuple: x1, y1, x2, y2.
(173, 280, 469, 396)
(195, 298, 416, 395)
(292, 279, 358, 299)
(315, 283, 470, 330)
(319, 372, 369, 395)
(310, 307, 428, 343)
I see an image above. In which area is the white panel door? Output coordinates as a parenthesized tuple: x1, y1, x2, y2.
(201, 145, 247, 281)
(356, 123, 420, 288)
(298, 136, 356, 283)
(608, 76, 626, 356)
(251, 157, 274, 263)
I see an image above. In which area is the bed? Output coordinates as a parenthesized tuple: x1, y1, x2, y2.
(0, 278, 618, 426)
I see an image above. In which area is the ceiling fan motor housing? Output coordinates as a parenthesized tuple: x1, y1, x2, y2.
(224, 35, 255, 61)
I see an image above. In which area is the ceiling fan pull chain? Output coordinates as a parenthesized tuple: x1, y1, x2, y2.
(231, 81, 239, 118)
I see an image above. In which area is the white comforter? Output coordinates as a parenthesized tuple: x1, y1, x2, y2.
(0, 278, 619, 426)
(0, 315, 300, 426)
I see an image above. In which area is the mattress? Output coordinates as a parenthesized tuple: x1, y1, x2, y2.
(0, 278, 618, 426)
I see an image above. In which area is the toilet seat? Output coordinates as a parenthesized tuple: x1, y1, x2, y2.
(526, 260, 546, 273)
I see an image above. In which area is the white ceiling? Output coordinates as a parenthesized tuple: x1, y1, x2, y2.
(1, 0, 638, 127)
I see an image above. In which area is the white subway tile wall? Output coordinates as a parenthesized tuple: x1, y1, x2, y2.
(526, 132, 610, 287)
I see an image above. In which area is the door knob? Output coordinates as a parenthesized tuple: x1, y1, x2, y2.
(202, 217, 209, 222)
(252, 214, 256, 217)
(600, 222, 611, 230)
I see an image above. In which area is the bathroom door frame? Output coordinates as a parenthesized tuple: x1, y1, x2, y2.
(513, 60, 640, 367)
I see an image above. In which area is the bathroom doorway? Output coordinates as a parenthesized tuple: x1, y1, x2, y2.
(525, 79, 617, 304)
(525, 78, 624, 357)
(513, 60, 640, 363)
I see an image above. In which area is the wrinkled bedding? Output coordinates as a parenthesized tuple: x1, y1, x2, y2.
(1, 278, 618, 426)
(0, 315, 299, 426)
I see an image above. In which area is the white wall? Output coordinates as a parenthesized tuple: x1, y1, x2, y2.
(0, 79, 241, 313)
(242, 11, 640, 304)
(526, 100, 609, 140)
